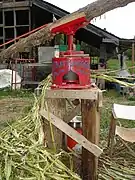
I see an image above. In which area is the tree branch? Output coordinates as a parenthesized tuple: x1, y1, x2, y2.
(0, 0, 135, 60)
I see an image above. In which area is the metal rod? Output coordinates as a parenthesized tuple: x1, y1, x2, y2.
(68, 34, 73, 50)
(0, 23, 48, 48)
(15, 59, 17, 90)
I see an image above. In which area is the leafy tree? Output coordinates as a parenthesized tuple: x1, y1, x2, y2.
(125, 49, 132, 60)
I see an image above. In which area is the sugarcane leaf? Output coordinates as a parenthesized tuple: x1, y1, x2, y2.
(4, 152, 12, 180)
(18, 177, 36, 180)
(0, 163, 3, 180)
(12, 129, 19, 138)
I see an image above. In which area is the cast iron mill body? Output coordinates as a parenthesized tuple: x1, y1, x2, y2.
(51, 14, 91, 89)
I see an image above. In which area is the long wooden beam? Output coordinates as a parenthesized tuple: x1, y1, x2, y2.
(40, 109, 103, 157)
(0, 1, 31, 9)
(0, 0, 135, 60)
(45, 88, 99, 100)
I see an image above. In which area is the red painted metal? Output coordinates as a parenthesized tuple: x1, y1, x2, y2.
(0, 23, 48, 48)
(51, 15, 91, 89)
(68, 34, 73, 50)
(52, 55, 90, 89)
(51, 17, 89, 35)
(67, 128, 82, 150)
(67, 119, 82, 151)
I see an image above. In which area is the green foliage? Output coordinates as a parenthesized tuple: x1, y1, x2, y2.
(125, 60, 135, 74)
(107, 58, 135, 74)
(0, 88, 33, 99)
(107, 59, 119, 70)
(125, 49, 132, 60)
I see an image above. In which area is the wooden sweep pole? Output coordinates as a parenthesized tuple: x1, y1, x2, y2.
(0, 0, 135, 60)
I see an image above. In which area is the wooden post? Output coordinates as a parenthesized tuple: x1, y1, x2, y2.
(13, 9, 17, 42)
(2, 10, 5, 49)
(81, 100, 100, 180)
(108, 114, 116, 156)
(132, 37, 135, 75)
(42, 88, 102, 177)
(44, 98, 66, 150)
(40, 109, 102, 156)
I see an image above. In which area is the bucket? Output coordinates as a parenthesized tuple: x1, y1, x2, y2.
(67, 116, 82, 154)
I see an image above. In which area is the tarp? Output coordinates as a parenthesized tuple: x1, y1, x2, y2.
(113, 103, 135, 120)
(117, 69, 131, 77)
(116, 126, 135, 143)
(0, 69, 21, 89)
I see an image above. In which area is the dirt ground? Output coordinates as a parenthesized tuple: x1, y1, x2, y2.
(0, 98, 33, 122)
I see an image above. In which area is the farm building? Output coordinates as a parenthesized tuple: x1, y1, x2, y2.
(0, 0, 121, 55)
(0, 0, 133, 87)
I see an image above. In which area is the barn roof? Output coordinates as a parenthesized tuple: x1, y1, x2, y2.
(32, 0, 120, 49)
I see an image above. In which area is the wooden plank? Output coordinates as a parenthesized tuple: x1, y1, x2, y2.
(45, 88, 99, 100)
(113, 103, 135, 120)
(3, 7, 30, 11)
(0, 1, 31, 9)
(44, 99, 66, 149)
(116, 126, 135, 143)
(40, 109, 103, 157)
(16, 25, 30, 27)
(108, 114, 116, 156)
(64, 104, 81, 123)
(132, 39, 135, 75)
(98, 89, 103, 108)
(22, 81, 40, 85)
(81, 100, 101, 180)
(13, 9, 17, 43)
(50, 11, 86, 30)
(4, 26, 14, 28)
(22, 63, 52, 67)
(28, 7, 31, 32)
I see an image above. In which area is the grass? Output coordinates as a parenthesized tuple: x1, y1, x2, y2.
(107, 59, 120, 70)
(99, 58, 135, 141)
(0, 88, 34, 99)
(0, 88, 34, 130)
(0, 59, 135, 179)
(100, 89, 135, 147)
(107, 59, 135, 74)
(97, 57, 135, 142)
(0, 77, 81, 180)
